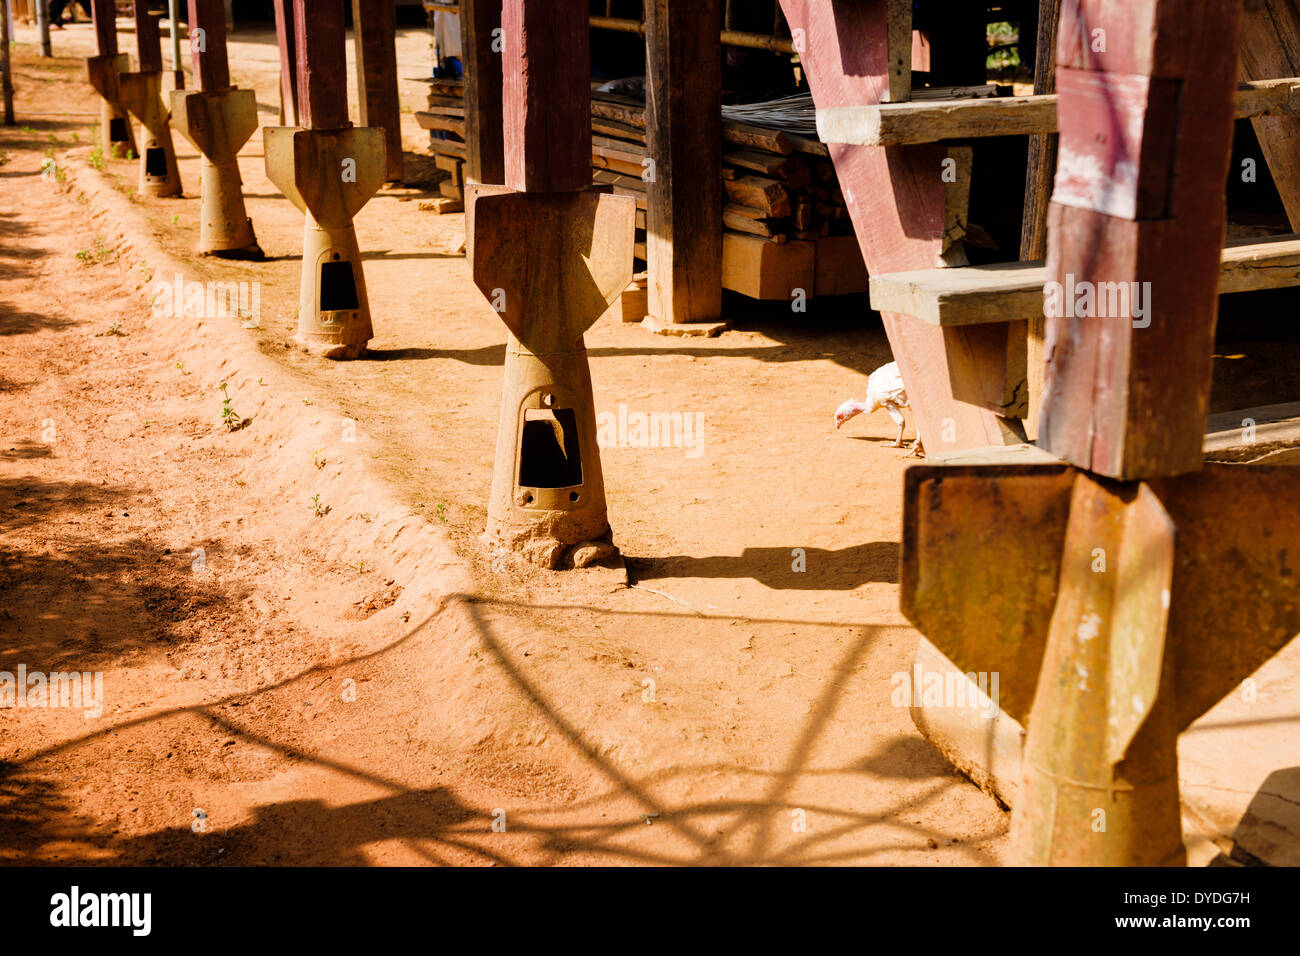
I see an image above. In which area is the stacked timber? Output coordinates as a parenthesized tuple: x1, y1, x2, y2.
(417, 82, 870, 297)
(416, 77, 468, 213)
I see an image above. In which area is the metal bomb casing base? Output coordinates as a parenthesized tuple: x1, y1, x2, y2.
(264, 126, 385, 360)
(170, 88, 263, 259)
(118, 70, 182, 198)
(468, 185, 635, 569)
(86, 53, 137, 159)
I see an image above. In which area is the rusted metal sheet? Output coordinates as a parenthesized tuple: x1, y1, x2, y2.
(468, 187, 634, 567)
(171, 89, 262, 258)
(1010, 475, 1182, 866)
(264, 126, 386, 358)
(900, 463, 1075, 724)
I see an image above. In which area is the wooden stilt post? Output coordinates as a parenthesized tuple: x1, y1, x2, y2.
(118, 2, 183, 197)
(466, 0, 634, 570)
(1021, 0, 1060, 439)
(168, 0, 262, 257)
(460, 0, 504, 185)
(901, 0, 1300, 867)
(87, 0, 137, 157)
(351, 0, 404, 183)
(0, 0, 13, 126)
(263, 0, 385, 359)
(272, 0, 297, 126)
(643, 0, 726, 336)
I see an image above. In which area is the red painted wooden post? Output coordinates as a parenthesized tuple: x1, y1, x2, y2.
(188, 0, 231, 92)
(778, 0, 1019, 454)
(134, 3, 164, 74)
(1039, 0, 1244, 479)
(501, 0, 591, 192)
(462, 0, 505, 185)
(294, 0, 350, 130)
(351, 0, 404, 182)
(272, 0, 298, 126)
(90, 0, 117, 57)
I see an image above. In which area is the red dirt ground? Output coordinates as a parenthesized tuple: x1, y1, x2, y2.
(1, 22, 1291, 866)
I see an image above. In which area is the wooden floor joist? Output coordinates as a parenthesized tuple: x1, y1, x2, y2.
(871, 233, 1300, 326)
(819, 78, 1300, 147)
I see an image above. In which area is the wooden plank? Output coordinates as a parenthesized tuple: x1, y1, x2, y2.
(461, 0, 504, 185)
(1241, 0, 1300, 231)
(1040, 0, 1244, 480)
(721, 120, 794, 154)
(819, 80, 1300, 147)
(592, 117, 647, 143)
(294, 0, 348, 129)
(416, 110, 465, 136)
(272, 0, 298, 125)
(723, 175, 790, 217)
(779, 0, 1018, 452)
(813, 234, 868, 296)
(352, 0, 404, 181)
(871, 233, 1300, 325)
(91, 0, 116, 57)
(1023, 0, 1060, 439)
(885, 0, 912, 102)
(427, 137, 467, 159)
(134, 4, 163, 73)
(723, 148, 810, 185)
(724, 212, 785, 239)
(188, 0, 230, 92)
(502, 0, 591, 192)
(645, 0, 723, 325)
(721, 232, 814, 300)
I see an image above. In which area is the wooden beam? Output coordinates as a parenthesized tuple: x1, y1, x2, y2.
(870, 233, 1300, 326)
(779, 0, 1018, 453)
(187, 0, 230, 92)
(1040, 0, 1244, 479)
(461, 0, 505, 185)
(352, 0, 404, 182)
(1022, 0, 1061, 437)
(818, 80, 1300, 147)
(91, 0, 117, 57)
(1241, 0, 1300, 231)
(272, 0, 297, 125)
(294, 0, 349, 130)
(501, 0, 590, 192)
(133, 3, 163, 73)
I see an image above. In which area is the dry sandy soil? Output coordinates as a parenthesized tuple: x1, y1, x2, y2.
(0, 21, 1293, 867)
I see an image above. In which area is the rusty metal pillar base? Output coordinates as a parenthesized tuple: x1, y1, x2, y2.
(86, 54, 137, 159)
(290, 212, 373, 359)
(486, 343, 614, 569)
(468, 186, 635, 571)
(264, 126, 386, 360)
(171, 89, 263, 259)
(118, 70, 182, 198)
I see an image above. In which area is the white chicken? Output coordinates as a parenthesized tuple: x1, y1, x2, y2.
(835, 361, 922, 456)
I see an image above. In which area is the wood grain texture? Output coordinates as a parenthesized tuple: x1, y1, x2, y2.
(645, 0, 723, 324)
(1023, 0, 1061, 438)
(1241, 0, 1300, 230)
(501, 0, 591, 192)
(272, 0, 297, 125)
(187, 0, 230, 92)
(1041, 0, 1244, 479)
(352, 0, 402, 180)
(461, 0, 505, 185)
(91, 0, 116, 57)
(779, 0, 1017, 452)
(133, 3, 163, 73)
(294, 0, 349, 129)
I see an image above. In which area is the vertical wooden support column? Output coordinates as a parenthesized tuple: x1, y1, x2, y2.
(91, 0, 117, 57)
(294, 0, 349, 130)
(461, 0, 505, 185)
(501, 0, 591, 192)
(1041, 0, 1242, 478)
(1240, 0, 1300, 230)
(135, 3, 164, 73)
(351, 0, 404, 182)
(273, 0, 298, 125)
(644, 0, 724, 331)
(189, 0, 231, 92)
(1021, 0, 1060, 439)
